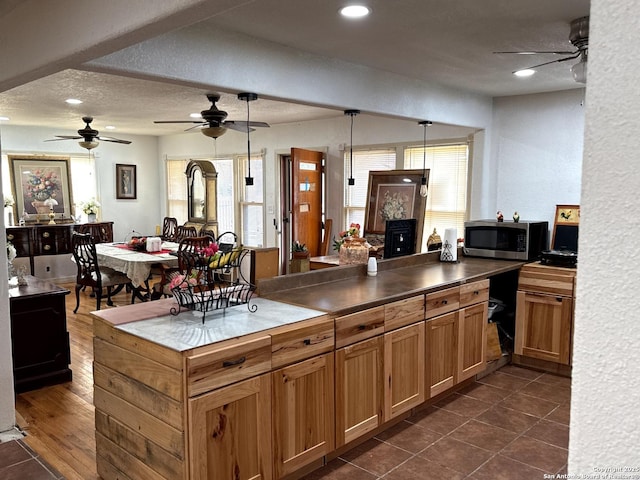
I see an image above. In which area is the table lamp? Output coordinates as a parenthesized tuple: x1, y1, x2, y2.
(44, 198, 58, 224)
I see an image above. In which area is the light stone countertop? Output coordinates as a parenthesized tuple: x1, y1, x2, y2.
(110, 297, 328, 352)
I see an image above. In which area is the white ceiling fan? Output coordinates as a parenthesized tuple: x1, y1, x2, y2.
(495, 16, 589, 83)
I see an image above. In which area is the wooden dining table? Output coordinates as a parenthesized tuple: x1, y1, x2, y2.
(95, 242, 180, 289)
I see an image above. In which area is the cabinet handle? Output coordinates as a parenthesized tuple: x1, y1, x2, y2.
(43, 232, 50, 238)
(357, 324, 367, 331)
(556, 297, 563, 302)
(303, 339, 311, 345)
(7, 234, 14, 241)
(43, 245, 51, 251)
(474, 290, 479, 295)
(222, 356, 246, 367)
(442, 299, 448, 305)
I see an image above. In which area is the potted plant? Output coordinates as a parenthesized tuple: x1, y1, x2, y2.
(290, 241, 310, 273)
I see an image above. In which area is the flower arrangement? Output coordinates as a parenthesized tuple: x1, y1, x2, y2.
(199, 243, 221, 268)
(81, 198, 101, 215)
(7, 241, 17, 263)
(379, 190, 409, 221)
(4, 196, 14, 208)
(25, 169, 60, 202)
(333, 223, 361, 251)
(169, 272, 199, 290)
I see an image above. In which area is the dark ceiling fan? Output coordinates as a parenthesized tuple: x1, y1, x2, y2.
(154, 93, 270, 139)
(45, 116, 132, 150)
(494, 16, 589, 83)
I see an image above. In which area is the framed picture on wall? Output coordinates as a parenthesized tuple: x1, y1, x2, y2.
(364, 169, 428, 248)
(116, 164, 137, 199)
(9, 155, 74, 222)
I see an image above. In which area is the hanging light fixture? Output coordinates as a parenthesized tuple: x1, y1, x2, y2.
(418, 120, 432, 198)
(238, 92, 258, 186)
(344, 109, 360, 186)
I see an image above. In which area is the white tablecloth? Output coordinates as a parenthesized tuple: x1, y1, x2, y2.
(95, 242, 179, 287)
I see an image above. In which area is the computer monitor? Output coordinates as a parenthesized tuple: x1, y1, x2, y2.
(383, 219, 417, 259)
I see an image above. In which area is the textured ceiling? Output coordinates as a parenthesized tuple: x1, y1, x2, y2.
(0, 0, 590, 137)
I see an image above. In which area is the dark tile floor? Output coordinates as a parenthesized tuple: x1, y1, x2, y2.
(302, 364, 570, 480)
(0, 437, 64, 480)
(1, 364, 569, 480)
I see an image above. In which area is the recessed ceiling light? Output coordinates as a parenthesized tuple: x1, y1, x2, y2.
(514, 69, 535, 77)
(65, 98, 83, 105)
(105, 125, 116, 130)
(189, 113, 202, 119)
(340, 5, 370, 18)
(0, 116, 9, 121)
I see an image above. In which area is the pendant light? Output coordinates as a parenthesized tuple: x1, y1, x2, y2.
(344, 109, 360, 186)
(418, 120, 432, 197)
(238, 92, 258, 186)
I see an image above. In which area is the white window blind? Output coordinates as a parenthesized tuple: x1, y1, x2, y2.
(343, 148, 396, 230)
(404, 144, 468, 251)
(240, 154, 264, 247)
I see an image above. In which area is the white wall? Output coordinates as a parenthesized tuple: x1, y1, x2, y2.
(1, 124, 160, 242)
(570, 0, 640, 472)
(491, 89, 585, 228)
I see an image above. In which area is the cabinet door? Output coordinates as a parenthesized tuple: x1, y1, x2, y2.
(384, 322, 425, 420)
(515, 291, 573, 365)
(426, 312, 457, 398)
(457, 302, 488, 382)
(272, 353, 334, 478)
(188, 374, 272, 480)
(335, 336, 384, 447)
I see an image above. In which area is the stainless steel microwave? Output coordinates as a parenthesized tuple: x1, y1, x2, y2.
(463, 220, 548, 261)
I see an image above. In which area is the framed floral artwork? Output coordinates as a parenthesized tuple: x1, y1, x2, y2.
(116, 163, 136, 199)
(364, 169, 428, 248)
(9, 155, 74, 222)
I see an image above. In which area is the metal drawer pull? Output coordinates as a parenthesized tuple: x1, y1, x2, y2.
(43, 245, 51, 251)
(303, 339, 311, 345)
(556, 297, 563, 302)
(474, 290, 479, 295)
(7, 234, 14, 241)
(43, 232, 50, 238)
(442, 299, 448, 305)
(223, 356, 246, 367)
(358, 324, 367, 331)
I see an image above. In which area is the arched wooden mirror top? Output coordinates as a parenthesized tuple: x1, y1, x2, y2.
(185, 160, 218, 234)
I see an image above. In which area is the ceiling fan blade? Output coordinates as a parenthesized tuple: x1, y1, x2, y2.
(224, 120, 270, 130)
(514, 52, 581, 72)
(153, 120, 204, 124)
(185, 124, 208, 132)
(96, 136, 132, 145)
(494, 50, 577, 55)
(45, 135, 82, 141)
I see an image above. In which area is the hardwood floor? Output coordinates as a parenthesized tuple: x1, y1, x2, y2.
(14, 282, 133, 480)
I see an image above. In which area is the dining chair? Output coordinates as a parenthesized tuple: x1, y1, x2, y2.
(71, 233, 133, 313)
(152, 235, 215, 298)
(161, 217, 178, 241)
(175, 225, 198, 242)
(199, 226, 217, 240)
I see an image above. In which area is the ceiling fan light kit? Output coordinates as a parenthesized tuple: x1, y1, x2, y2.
(45, 116, 131, 150)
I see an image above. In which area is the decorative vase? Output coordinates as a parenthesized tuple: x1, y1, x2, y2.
(31, 200, 50, 215)
(339, 236, 369, 265)
(88, 213, 97, 223)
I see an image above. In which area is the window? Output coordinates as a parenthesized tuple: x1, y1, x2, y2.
(343, 148, 396, 230)
(165, 153, 264, 246)
(404, 144, 468, 251)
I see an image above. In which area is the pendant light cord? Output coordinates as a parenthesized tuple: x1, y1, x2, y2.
(349, 113, 354, 182)
(246, 98, 251, 179)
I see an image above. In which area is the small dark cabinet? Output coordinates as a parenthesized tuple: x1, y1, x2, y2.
(9, 276, 72, 393)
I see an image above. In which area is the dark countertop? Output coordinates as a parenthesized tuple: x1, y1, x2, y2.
(262, 255, 525, 316)
(8, 275, 70, 300)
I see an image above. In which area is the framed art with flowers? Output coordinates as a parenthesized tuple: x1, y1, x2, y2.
(364, 169, 428, 248)
(9, 155, 74, 222)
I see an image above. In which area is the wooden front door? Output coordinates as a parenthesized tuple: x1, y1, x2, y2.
(290, 148, 324, 256)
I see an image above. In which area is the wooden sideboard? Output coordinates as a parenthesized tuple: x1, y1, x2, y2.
(9, 275, 72, 393)
(6, 222, 113, 274)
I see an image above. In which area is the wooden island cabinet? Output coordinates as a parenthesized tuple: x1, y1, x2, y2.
(93, 255, 526, 480)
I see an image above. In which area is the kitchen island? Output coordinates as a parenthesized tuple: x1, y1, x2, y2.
(92, 252, 524, 480)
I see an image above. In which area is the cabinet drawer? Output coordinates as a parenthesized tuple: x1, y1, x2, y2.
(335, 306, 385, 348)
(519, 264, 575, 297)
(460, 279, 490, 308)
(271, 316, 334, 369)
(186, 334, 271, 396)
(384, 295, 425, 331)
(426, 286, 460, 319)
